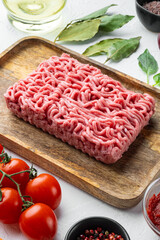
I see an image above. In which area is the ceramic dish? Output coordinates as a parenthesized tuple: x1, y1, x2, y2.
(143, 178, 160, 236)
(136, 0, 160, 32)
(64, 216, 130, 240)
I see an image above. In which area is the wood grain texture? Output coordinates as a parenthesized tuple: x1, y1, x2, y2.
(0, 36, 160, 208)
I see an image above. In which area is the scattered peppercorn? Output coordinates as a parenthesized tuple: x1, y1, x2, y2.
(77, 227, 124, 240)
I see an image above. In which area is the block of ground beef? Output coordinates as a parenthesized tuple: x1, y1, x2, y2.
(4, 53, 155, 164)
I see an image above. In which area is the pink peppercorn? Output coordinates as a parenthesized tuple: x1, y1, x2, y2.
(116, 236, 122, 239)
(109, 234, 114, 240)
(85, 230, 90, 236)
(80, 234, 85, 239)
(77, 227, 124, 240)
(97, 227, 102, 233)
(99, 232, 104, 238)
(90, 230, 94, 235)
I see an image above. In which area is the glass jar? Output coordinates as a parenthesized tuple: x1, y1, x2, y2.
(2, 0, 67, 33)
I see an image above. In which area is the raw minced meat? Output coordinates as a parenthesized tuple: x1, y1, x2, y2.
(4, 53, 155, 164)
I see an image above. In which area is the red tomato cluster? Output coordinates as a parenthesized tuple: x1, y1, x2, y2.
(0, 144, 61, 240)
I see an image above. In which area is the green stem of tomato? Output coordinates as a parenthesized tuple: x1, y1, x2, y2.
(0, 152, 11, 164)
(0, 169, 24, 200)
(9, 169, 31, 177)
(0, 171, 5, 187)
(0, 169, 34, 210)
(0, 163, 37, 179)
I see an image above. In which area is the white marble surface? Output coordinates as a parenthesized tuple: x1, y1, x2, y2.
(0, 0, 159, 239)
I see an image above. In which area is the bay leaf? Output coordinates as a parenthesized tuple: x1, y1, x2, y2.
(100, 14, 134, 32)
(77, 4, 117, 21)
(106, 37, 141, 62)
(83, 38, 122, 56)
(138, 49, 158, 84)
(56, 18, 101, 42)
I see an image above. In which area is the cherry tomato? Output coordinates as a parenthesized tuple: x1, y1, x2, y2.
(19, 203, 57, 240)
(0, 187, 22, 224)
(0, 158, 30, 191)
(25, 173, 62, 210)
(0, 144, 3, 154)
(0, 144, 4, 161)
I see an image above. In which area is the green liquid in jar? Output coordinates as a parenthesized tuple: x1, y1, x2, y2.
(3, 0, 66, 21)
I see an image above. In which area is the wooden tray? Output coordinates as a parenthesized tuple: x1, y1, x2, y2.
(0, 36, 160, 208)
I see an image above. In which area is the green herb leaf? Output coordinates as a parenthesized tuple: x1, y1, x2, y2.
(77, 4, 117, 21)
(106, 37, 141, 62)
(100, 14, 134, 32)
(138, 49, 158, 84)
(56, 18, 101, 42)
(153, 73, 160, 86)
(83, 38, 122, 56)
(0, 189, 2, 202)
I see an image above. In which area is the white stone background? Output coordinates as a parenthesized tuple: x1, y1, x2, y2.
(0, 0, 160, 239)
